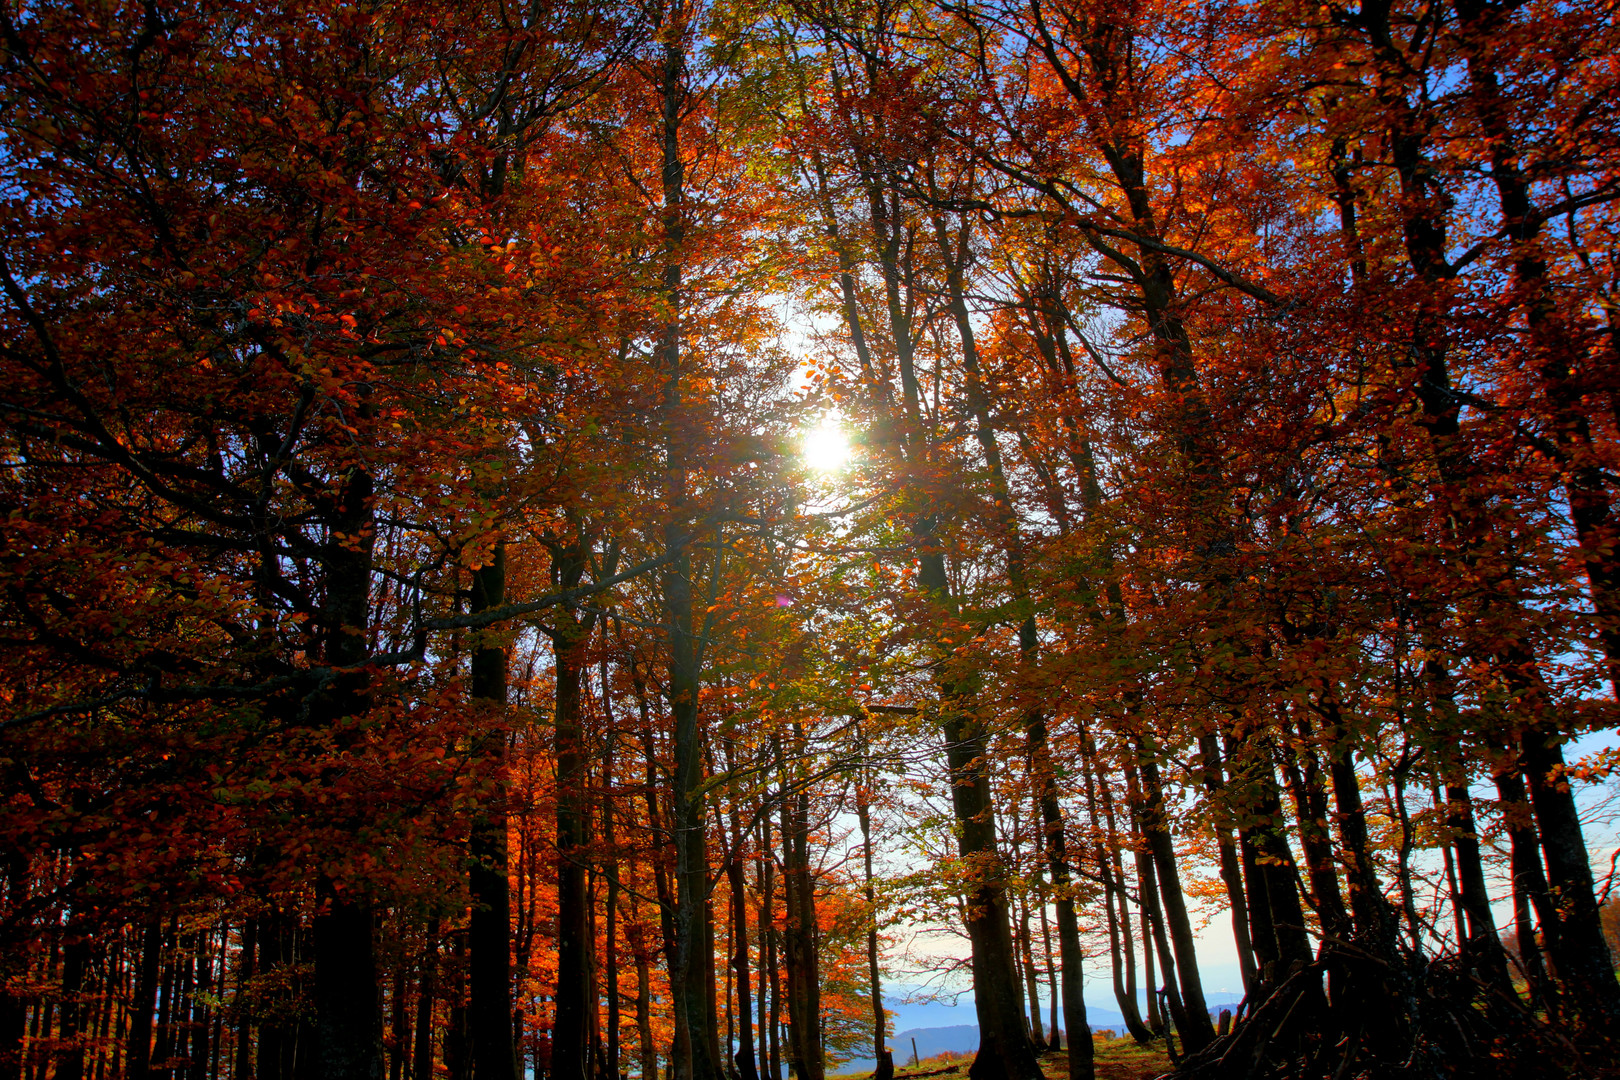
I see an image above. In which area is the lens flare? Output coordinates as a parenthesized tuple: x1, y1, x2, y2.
(802, 417, 851, 472)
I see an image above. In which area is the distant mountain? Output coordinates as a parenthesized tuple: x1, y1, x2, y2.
(892, 1024, 980, 1064)
(835, 1016, 1129, 1077)
(1080, 1008, 1126, 1033)
(836, 1025, 978, 1076)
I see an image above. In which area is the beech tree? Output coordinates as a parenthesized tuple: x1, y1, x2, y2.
(4, 2, 1619, 1080)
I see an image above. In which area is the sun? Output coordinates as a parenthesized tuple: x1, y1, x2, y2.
(802, 416, 852, 473)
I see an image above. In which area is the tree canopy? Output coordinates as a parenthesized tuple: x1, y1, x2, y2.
(3, 2, 1619, 1079)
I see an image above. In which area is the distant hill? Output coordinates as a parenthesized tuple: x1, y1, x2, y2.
(892, 1024, 980, 1064)
(836, 1016, 1129, 1076)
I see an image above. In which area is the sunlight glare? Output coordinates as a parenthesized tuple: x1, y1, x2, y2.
(802, 417, 851, 473)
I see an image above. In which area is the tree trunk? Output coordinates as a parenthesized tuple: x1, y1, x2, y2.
(933, 207, 1090, 1080)
(234, 922, 255, 1080)
(1086, 754, 1149, 1044)
(653, 22, 722, 1080)
(312, 463, 384, 1080)
(781, 774, 823, 1080)
(1016, 902, 1044, 1049)
(631, 921, 656, 1080)
(1277, 742, 1351, 944)
(855, 760, 883, 1067)
(1195, 736, 1257, 996)
(412, 930, 438, 1080)
(470, 544, 518, 1080)
(1442, 781, 1513, 995)
(1038, 901, 1059, 1051)
(1132, 826, 1182, 1039)
(314, 885, 383, 1080)
(1135, 758, 1212, 1049)
(1520, 728, 1620, 1021)
(129, 921, 161, 1080)
(390, 962, 409, 1080)
(552, 566, 595, 1080)
(727, 805, 759, 1080)
(605, 773, 623, 1080)
(54, 937, 87, 1080)
(759, 813, 782, 1080)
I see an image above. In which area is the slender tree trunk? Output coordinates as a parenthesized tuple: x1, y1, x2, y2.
(1443, 780, 1513, 994)
(412, 930, 438, 1080)
(933, 208, 1090, 1079)
(552, 568, 596, 1080)
(1030, 715, 1090, 1077)
(855, 769, 884, 1068)
(1135, 758, 1212, 1049)
(1016, 902, 1044, 1048)
(727, 804, 759, 1080)
(54, 937, 87, 1080)
(1089, 755, 1149, 1043)
(1520, 728, 1620, 1020)
(1422, 656, 1513, 994)
(129, 921, 161, 1080)
(649, 22, 722, 1080)
(390, 962, 409, 1080)
(234, 922, 255, 1080)
(780, 764, 823, 1080)
(468, 543, 518, 1080)
(759, 812, 781, 1080)
(605, 765, 623, 1080)
(311, 465, 384, 1080)
(630, 921, 656, 1080)
(189, 932, 213, 1080)
(1195, 736, 1257, 997)
(1134, 845, 1167, 1036)
(1277, 740, 1351, 943)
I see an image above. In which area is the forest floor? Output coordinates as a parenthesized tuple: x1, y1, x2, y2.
(879, 1040, 1173, 1080)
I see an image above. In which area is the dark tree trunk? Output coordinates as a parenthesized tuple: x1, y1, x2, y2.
(1133, 829, 1184, 1038)
(314, 886, 383, 1080)
(652, 24, 723, 1080)
(605, 773, 623, 1080)
(1017, 901, 1044, 1048)
(1442, 782, 1514, 995)
(552, 585, 595, 1080)
(54, 937, 87, 1080)
(412, 930, 438, 1080)
(446, 934, 470, 1080)
(390, 962, 409, 1080)
(1196, 736, 1257, 996)
(1136, 759, 1213, 1049)
(129, 921, 162, 1080)
(936, 700, 1044, 1080)
(311, 463, 384, 1080)
(759, 814, 782, 1080)
(727, 808, 759, 1080)
(1520, 728, 1620, 1022)
(189, 931, 214, 1080)
(1029, 712, 1090, 1078)
(781, 775, 822, 1080)
(1088, 755, 1150, 1044)
(1039, 901, 1059, 1050)
(234, 921, 255, 1080)
(469, 544, 519, 1080)
(631, 922, 656, 1080)
(1278, 745, 1351, 944)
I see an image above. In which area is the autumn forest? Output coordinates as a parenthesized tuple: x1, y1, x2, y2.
(3, 1, 1619, 1078)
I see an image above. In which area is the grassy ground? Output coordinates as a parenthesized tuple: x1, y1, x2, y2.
(869, 1039, 1172, 1080)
